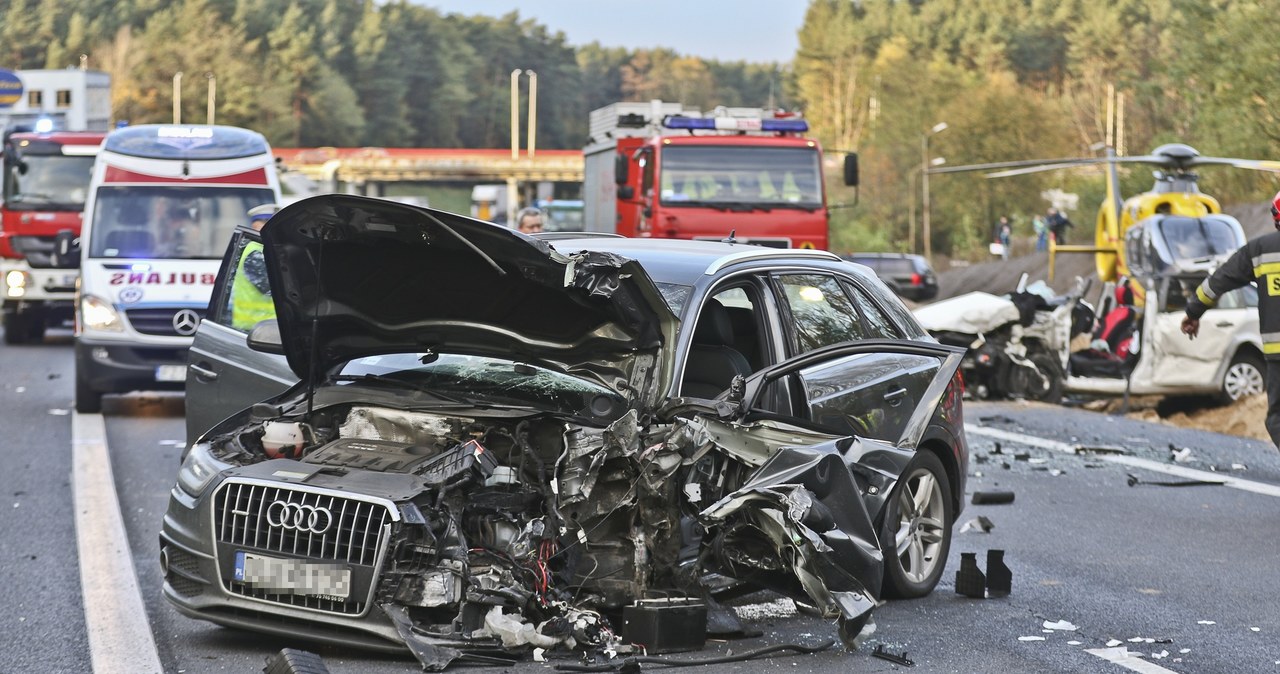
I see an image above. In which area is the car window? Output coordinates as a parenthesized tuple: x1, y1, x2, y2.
(845, 282, 902, 339)
(881, 259, 914, 274)
(847, 275, 928, 339)
(776, 273, 865, 353)
(208, 235, 277, 332)
(1218, 285, 1256, 310)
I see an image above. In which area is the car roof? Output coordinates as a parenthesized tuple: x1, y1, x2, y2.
(544, 236, 846, 285)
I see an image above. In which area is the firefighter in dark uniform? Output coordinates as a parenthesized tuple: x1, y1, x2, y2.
(1181, 190, 1280, 449)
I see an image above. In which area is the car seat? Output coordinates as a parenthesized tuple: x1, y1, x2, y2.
(682, 301, 753, 399)
(1069, 279, 1139, 378)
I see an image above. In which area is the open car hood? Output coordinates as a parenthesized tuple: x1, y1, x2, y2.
(262, 195, 672, 389)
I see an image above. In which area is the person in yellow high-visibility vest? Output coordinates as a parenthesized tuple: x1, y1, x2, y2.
(230, 204, 278, 331)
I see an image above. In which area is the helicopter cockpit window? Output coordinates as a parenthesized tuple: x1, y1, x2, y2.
(1157, 216, 1241, 260)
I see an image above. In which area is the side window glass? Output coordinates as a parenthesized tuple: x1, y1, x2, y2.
(211, 235, 276, 332)
(846, 283, 902, 339)
(777, 274, 865, 353)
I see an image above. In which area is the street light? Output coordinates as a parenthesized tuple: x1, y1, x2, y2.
(921, 121, 948, 261)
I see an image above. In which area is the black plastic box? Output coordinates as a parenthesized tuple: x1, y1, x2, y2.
(621, 599, 707, 653)
(418, 439, 498, 487)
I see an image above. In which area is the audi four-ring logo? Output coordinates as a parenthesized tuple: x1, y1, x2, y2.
(265, 501, 333, 534)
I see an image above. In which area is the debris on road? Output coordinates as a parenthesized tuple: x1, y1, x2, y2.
(1126, 473, 1225, 487)
(1169, 444, 1194, 463)
(871, 644, 914, 667)
(1075, 445, 1127, 456)
(955, 552, 986, 598)
(1042, 620, 1077, 631)
(1017, 636, 1046, 642)
(262, 649, 330, 674)
(986, 550, 1011, 597)
(959, 516, 995, 533)
(972, 490, 1016, 504)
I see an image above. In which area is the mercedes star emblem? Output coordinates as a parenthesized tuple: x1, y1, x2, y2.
(172, 309, 200, 336)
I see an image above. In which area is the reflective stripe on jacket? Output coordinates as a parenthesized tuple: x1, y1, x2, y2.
(1186, 230, 1280, 358)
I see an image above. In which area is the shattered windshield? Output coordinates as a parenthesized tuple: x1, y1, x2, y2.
(337, 353, 625, 418)
(657, 282, 693, 314)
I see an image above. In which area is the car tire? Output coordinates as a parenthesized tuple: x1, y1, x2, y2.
(75, 371, 102, 414)
(880, 451, 953, 599)
(1026, 351, 1064, 404)
(1218, 351, 1265, 405)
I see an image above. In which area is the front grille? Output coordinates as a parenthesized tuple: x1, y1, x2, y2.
(125, 307, 206, 336)
(214, 481, 393, 615)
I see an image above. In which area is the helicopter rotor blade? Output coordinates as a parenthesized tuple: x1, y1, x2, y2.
(925, 157, 1097, 175)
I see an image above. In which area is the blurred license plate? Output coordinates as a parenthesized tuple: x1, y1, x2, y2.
(155, 365, 186, 382)
(234, 551, 351, 598)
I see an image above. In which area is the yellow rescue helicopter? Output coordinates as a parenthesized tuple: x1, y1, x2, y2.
(930, 143, 1280, 284)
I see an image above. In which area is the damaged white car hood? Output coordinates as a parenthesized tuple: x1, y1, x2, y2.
(913, 291, 1022, 335)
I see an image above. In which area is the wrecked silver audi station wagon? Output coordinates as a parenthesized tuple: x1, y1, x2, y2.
(161, 194, 969, 669)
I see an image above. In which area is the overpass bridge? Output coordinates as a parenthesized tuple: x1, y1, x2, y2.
(273, 147, 584, 187)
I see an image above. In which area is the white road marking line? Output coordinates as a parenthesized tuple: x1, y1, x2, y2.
(72, 412, 164, 674)
(966, 424, 1280, 499)
(1086, 647, 1180, 673)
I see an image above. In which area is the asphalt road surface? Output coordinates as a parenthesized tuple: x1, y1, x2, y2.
(3, 332, 1279, 673)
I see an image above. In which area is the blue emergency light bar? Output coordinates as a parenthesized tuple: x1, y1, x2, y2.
(662, 115, 808, 133)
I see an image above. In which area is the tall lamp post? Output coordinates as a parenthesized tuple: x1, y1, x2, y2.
(921, 122, 948, 261)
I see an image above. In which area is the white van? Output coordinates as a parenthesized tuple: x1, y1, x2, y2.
(72, 125, 280, 412)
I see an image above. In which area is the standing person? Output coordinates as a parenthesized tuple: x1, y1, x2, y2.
(993, 216, 1012, 260)
(231, 203, 278, 331)
(515, 207, 544, 234)
(1032, 213, 1049, 252)
(1181, 190, 1280, 449)
(1047, 207, 1073, 244)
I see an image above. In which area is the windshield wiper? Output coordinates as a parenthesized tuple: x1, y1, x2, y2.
(662, 199, 731, 211)
(9, 193, 54, 204)
(330, 373, 469, 403)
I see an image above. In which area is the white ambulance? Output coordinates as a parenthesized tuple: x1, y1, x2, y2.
(73, 125, 280, 412)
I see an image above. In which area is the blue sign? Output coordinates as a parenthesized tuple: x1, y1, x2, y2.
(0, 70, 23, 109)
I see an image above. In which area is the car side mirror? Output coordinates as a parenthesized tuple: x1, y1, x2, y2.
(53, 229, 79, 268)
(843, 153, 859, 187)
(614, 153, 629, 184)
(246, 319, 286, 355)
(618, 185, 635, 200)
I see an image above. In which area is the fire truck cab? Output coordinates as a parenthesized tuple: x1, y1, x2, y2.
(1, 130, 104, 343)
(583, 100, 856, 250)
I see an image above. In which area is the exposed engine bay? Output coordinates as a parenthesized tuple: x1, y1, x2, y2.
(187, 401, 897, 670)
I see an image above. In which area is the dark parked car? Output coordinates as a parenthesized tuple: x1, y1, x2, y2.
(843, 253, 938, 301)
(164, 195, 968, 668)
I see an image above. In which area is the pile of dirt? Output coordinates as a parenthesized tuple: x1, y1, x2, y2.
(1080, 395, 1268, 442)
(928, 202, 1272, 442)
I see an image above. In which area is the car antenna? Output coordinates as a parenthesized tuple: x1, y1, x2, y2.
(722, 229, 739, 244)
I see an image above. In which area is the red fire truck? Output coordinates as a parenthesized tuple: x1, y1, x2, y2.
(1, 130, 105, 343)
(583, 101, 856, 250)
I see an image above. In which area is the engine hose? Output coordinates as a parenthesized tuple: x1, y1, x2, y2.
(552, 640, 836, 671)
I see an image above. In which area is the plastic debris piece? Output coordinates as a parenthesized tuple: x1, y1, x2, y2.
(1049, 469, 1064, 476)
(871, 645, 913, 667)
(1017, 636, 1046, 642)
(1067, 641, 1082, 646)
(1127, 474, 1225, 488)
(992, 442, 1003, 455)
(1152, 650, 1169, 659)
(1077, 445, 1126, 455)
(1014, 452, 1032, 461)
(972, 490, 1015, 505)
(975, 454, 989, 464)
(48, 408, 69, 416)
(1127, 637, 1145, 643)
(1028, 457, 1049, 465)
(1043, 620, 1077, 631)
(533, 648, 546, 662)
(986, 550, 1012, 597)
(959, 516, 995, 534)
(1251, 627, 1261, 632)
(1169, 444, 1193, 463)
(1106, 640, 1123, 647)
(1232, 464, 1248, 471)
(955, 552, 986, 598)
(1179, 649, 1191, 654)
(1198, 620, 1216, 625)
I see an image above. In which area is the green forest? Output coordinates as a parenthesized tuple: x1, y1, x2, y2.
(4, 0, 1278, 257)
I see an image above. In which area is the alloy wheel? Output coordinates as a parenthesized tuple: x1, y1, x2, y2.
(892, 467, 947, 584)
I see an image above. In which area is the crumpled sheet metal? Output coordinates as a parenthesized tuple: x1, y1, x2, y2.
(702, 444, 885, 624)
